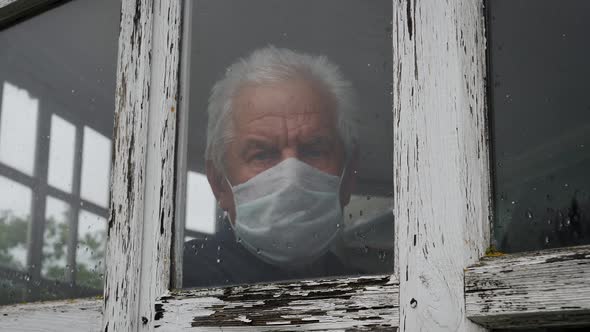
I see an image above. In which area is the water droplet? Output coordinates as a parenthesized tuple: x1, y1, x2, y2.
(256, 248, 261, 254)
(547, 219, 552, 225)
(363, 246, 369, 254)
(566, 218, 571, 226)
(360, 210, 363, 216)
(378, 251, 387, 261)
(236, 237, 242, 243)
(511, 201, 516, 205)
(526, 210, 534, 220)
(216, 258, 221, 263)
(410, 298, 418, 308)
(336, 223, 341, 228)
(366, 195, 371, 200)
(545, 236, 550, 245)
(217, 245, 221, 251)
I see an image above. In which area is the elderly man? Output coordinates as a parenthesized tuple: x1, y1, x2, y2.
(183, 46, 364, 287)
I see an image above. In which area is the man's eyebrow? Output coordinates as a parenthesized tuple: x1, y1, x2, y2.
(300, 135, 334, 146)
(241, 138, 276, 151)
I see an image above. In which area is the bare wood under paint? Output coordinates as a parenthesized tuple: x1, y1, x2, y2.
(153, 275, 399, 331)
(465, 245, 590, 329)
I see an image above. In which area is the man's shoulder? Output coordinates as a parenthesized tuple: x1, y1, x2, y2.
(182, 236, 277, 288)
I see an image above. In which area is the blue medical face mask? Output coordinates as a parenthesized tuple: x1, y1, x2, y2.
(227, 158, 344, 268)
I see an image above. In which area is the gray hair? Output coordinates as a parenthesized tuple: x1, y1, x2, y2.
(205, 45, 358, 172)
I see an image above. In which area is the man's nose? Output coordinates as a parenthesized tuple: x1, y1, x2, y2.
(280, 147, 299, 162)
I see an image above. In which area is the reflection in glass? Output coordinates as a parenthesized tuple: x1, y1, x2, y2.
(181, 0, 393, 288)
(0, 82, 38, 176)
(0, 175, 32, 271)
(42, 197, 70, 281)
(76, 210, 106, 289)
(185, 172, 216, 235)
(489, 0, 590, 252)
(48, 115, 76, 192)
(0, 0, 118, 304)
(80, 126, 111, 208)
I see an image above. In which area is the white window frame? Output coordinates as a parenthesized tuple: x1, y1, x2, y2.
(1, 0, 588, 331)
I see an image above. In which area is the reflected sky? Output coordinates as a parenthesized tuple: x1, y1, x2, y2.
(0, 82, 38, 176)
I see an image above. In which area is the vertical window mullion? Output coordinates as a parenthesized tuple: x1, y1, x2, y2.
(393, 1, 491, 331)
(65, 124, 84, 284)
(25, 102, 50, 301)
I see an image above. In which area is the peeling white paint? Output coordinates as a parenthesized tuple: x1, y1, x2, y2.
(153, 275, 399, 330)
(466, 245, 590, 329)
(393, 0, 491, 331)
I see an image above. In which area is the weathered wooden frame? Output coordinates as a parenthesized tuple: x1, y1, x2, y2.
(2, 0, 589, 331)
(0, 0, 63, 28)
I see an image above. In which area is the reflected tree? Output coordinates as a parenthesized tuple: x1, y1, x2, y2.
(0, 209, 105, 304)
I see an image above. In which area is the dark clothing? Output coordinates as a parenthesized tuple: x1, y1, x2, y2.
(182, 218, 363, 288)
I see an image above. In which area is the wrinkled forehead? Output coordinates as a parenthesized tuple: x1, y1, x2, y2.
(230, 78, 340, 136)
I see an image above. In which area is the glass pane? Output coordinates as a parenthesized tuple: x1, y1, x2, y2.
(76, 210, 106, 290)
(0, 0, 119, 304)
(181, 0, 393, 288)
(185, 171, 217, 235)
(0, 176, 32, 270)
(80, 126, 111, 207)
(47, 115, 76, 192)
(0, 82, 38, 176)
(489, 0, 590, 252)
(42, 197, 70, 282)
(0, 175, 32, 305)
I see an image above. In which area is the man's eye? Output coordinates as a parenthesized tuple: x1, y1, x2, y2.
(302, 147, 325, 158)
(252, 150, 275, 161)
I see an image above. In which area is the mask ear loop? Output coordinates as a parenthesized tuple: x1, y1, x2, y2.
(224, 176, 237, 230)
(337, 159, 349, 211)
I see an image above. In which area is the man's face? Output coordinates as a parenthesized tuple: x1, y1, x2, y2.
(207, 78, 355, 222)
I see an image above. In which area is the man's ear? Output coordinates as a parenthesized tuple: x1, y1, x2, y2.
(340, 147, 359, 207)
(206, 160, 232, 211)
